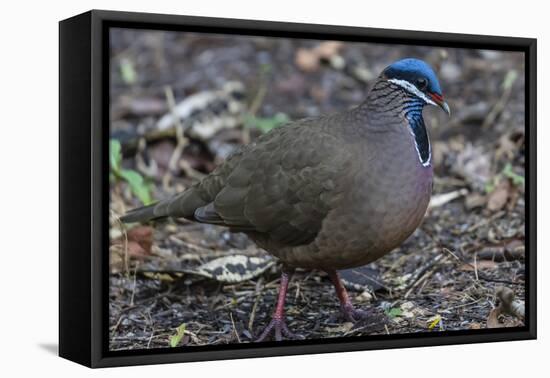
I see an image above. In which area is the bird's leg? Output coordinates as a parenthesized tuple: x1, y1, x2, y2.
(327, 270, 368, 323)
(255, 268, 299, 342)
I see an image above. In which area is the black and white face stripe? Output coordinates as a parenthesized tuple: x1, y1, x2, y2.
(388, 78, 433, 167)
(388, 78, 437, 106)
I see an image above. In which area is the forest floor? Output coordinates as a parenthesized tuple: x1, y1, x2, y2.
(108, 29, 526, 350)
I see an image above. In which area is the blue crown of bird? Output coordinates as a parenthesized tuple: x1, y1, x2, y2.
(382, 58, 451, 115)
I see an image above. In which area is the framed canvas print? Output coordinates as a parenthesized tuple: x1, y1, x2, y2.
(59, 10, 536, 368)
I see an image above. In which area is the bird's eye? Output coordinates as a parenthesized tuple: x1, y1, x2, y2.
(416, 78, 428, 90)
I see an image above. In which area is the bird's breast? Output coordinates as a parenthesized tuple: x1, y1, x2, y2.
(287, 136, 433, 270)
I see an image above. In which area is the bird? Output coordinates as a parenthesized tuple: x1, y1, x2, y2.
(121, 58, 450, 341)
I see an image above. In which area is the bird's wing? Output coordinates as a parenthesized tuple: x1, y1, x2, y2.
(194, 118, 354, 246)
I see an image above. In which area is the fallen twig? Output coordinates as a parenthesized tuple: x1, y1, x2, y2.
(403, 254, 446, 298)
(428, 188, 469, 209)
(162, 85, 190, 191)
(482, 70, 518, 129)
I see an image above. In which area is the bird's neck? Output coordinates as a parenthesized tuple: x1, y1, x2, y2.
(359, 79, 432, 167)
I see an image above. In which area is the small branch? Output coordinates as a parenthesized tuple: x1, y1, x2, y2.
(403, 254, 446, 298)
(229, 312, 241, 343)
(162, 85, 189, 191)
(482, 70, 518, 129)
(428, 188, 469, 209)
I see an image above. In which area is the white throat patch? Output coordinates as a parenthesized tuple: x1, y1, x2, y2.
(388, 78, 437, 106)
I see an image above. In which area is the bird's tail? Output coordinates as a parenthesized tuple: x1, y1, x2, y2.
(120, 202, 166, 223)
(120, 187, 209, 224)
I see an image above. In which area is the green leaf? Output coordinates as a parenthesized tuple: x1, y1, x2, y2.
(502, 163, 524, 186)
(120, 58, 137, 85)
(169, 323, 187, 348)
(259, 63, 272, 75)
(428, 314, 441, 330)
(110, 138, 152, 205)
(245, 113, 289, 133)
(484, 181, 496, 194)
(109, 139, 122, 174)
(386, 307, 403, 319)
(119, 169, 152, 205)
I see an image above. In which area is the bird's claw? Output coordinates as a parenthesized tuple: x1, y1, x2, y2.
(255, 317, 303, 342)
(341, 303, 369, 323)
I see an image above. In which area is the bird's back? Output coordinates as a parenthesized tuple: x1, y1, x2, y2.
(122, 113, 360, 249)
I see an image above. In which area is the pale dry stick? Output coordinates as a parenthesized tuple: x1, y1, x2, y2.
(428, 188, 469, 209)
(179, 159, 206, 181)
(248, 288, 266, 334)
(295, 281, 301, 301)
(242, 70, 268, 145)
(416, 276, 430, 296)
(229, 312, 242, 343)
(444, 298, 483, 312)
(110, 314, 126, 340)
(263, 276, 287, 289)
(443, 246, 515, 286)
(135, 137, 159, 178)
(482, 70, 518, 129)
(441, 247, 462, 262)
(147, 328, 155, 349)
(162, 85, 189, 191)
(473, 252, 479, 281)
(387, 245, 433, 274)
(144, 310, 155, 349)
(218, 292, 252, 310)
(465, 211, 505, 234)
(129, 262, 139, 306)
(404, 262, 444, 299)
(403, 253, 446, 298)
(248, 280, 264, 334)
(110, 209, 130, 277)
(349, 271, 390, 293)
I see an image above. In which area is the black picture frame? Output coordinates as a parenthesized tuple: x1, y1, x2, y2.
(59, 9, 537, 368)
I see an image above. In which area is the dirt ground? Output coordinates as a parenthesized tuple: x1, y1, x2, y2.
(108, 29, 526, 350)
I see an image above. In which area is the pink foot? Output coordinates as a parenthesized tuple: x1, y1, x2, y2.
(340, 302, 369, 323)
(327, 270, 369, 323)
(255, 317, 299, 342)
(254, 269, 303, 342)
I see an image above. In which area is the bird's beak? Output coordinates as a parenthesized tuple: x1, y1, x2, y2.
(429, 93, 451, 116)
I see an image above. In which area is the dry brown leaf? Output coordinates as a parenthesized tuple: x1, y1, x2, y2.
(465, 192, 487, 210)
(295, 42, 344, 72)
(111, 225, 154, 261)
(126, 240, 148, 258)
(315, 41, 344, 59)
(477, 242, 525, 262)
(295, 48, 320, 72)
(496, 130, 525, 161)
(459, 260, 498, 271)
(127, 225, 153, 255)
(487, 179, 511, 211)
